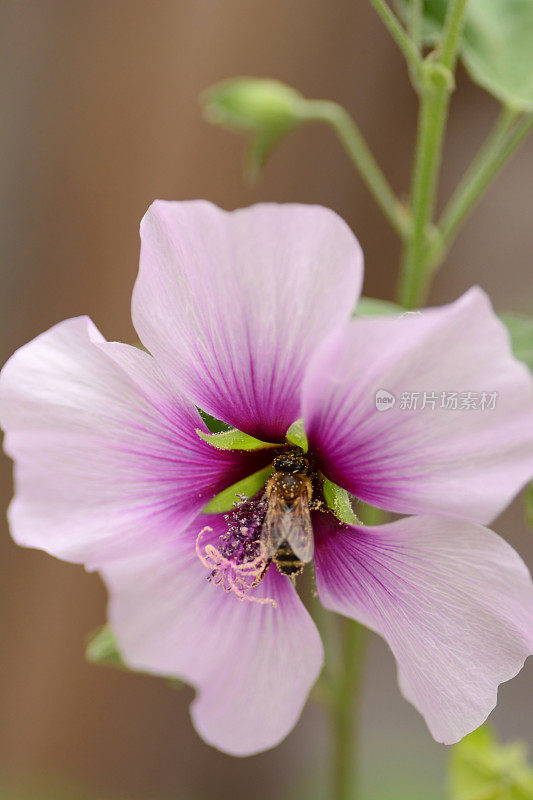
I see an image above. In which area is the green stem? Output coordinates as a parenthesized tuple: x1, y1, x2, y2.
(331, 618, 367, 800)
(306, 99, 409, 238)
(368, 0, 422, 77)
(327, 503, 383, 800)
(433, 109, 533, 265)
(410, 0, 423, 53)
(438, 0, 469, 69)
(398, 0, 468, 308)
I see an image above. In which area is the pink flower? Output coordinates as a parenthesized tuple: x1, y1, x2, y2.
(1, 201, 533, 756)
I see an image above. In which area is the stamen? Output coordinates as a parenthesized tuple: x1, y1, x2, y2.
(195, 523, 277, 608)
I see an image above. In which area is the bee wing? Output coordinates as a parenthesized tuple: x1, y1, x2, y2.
(260, 490, 288, 559)
(260, 490, 314, 564)
(283, 493, 314, 564)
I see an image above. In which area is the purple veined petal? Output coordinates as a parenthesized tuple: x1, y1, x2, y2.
(303, 287, 533, 523)
(314, 512, 533, 744)
(0, 317, 268, 569)
(133, 200, 363, 440)
(102, 514, 324, 756)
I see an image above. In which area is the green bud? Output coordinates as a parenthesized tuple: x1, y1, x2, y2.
(201, 78, 307, 178)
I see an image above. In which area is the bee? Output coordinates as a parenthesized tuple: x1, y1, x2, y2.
(260, 452, 314, 577)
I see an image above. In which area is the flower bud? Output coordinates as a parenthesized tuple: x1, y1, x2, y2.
(201, 78, 307, 177)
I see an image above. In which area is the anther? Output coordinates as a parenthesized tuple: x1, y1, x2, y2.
(195, 526, 276, 608)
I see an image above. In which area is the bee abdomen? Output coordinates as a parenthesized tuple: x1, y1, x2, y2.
(274, 542, 303, 576)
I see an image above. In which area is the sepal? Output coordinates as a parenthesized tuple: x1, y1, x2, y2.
(202, 465, 273, 513)
(196, 426, 277, 451)
(354, 296, 403, 316)
(286, 418, 309, 452)
(321, 476, 362, 525)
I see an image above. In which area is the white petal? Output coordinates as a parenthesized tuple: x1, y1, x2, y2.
(134, 200, 363, 439)
(0, 317, 258, 567)
(315, 513, 533, 744)
(303, 288, 533, 523)
(103, 515, 323, 755)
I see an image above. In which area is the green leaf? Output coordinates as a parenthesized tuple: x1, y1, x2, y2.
(202, 465, 273, 513)
(286, 418, 309, 452)
(397, 0, 533, 110)
(86, 625, 124, 668)
(201, 78, 307, 177)
(322, 476, 362, 525)
(354, 296, 403, 316)
(450, 725, 533, 800)
(196, 426, 278, 452)
(500, 312, 533, 373)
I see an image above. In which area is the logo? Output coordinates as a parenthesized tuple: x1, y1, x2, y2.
(375, 389, 396, 412)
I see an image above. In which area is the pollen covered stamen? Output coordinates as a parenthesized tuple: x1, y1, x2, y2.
(195, 496, 276, 608)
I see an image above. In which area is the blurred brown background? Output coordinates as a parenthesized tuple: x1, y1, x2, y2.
(0, 2, 532, 799)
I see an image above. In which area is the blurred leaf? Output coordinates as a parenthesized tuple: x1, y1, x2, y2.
(86, 624, 124, 668)
(396, 0, 533, 110)
(201, 78, 307, 178)
(87, 625, 185, 693)
(500, 313, 533, 373)
(450, 725, 533, 800)
(354, 296, 403, 316)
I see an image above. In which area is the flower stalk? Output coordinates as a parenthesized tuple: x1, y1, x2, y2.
(327, 502, 384, 800)
(398, 0, 469, 308)
(305, 99, 410, 239)
(368, 0, 422, 79)
(434, 108, 533, 265)
(410, 0, 423, 54)
(330, 618, 367, 800)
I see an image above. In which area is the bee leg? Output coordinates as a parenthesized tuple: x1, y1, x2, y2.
(249, 558, 271, 588)
(309, 499, 324, 511)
